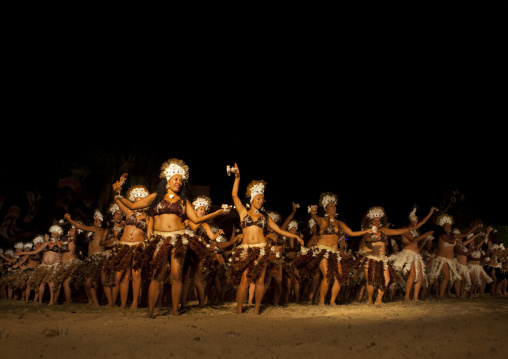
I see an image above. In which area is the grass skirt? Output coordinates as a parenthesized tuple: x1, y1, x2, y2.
(292, 243, 342, 285)
(389, 249, 427, 284)
(227, 243, 275, 285)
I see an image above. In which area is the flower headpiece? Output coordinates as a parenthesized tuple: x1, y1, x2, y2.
(94, 209, 104, 222)
(108, 202, 121, 215)
(49, 225, 63, 235)
(246, 180, 267, 203)
(366, 206, 385, 220)
(14, 242, 24, 250)
(5, 249, 14, 256)
(127, 185, 150, 202)
(319, 192, 337, 210)
(193, 196, 211, 212)
(409, 205, 418, 222)
(160, 158, 189, 182)
(267, 211, 281, 224)
(288, 220, 298, 231)
(33, 235, 45, 245)
(436, 212, 454, 227)
(24, 242, 33, 249)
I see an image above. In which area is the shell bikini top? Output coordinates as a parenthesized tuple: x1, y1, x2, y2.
(240, 212, 267, 230)
(153, 198, 185, 217)
(125, 213, 148, 231)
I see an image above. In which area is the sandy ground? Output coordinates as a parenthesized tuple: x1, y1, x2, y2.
(0, 296, 507, 359)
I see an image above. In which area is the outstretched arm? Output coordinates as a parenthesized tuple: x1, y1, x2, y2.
(339, 221, 373, 237)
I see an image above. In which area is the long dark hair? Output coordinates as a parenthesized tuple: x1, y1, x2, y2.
(148, 177, 195, 216)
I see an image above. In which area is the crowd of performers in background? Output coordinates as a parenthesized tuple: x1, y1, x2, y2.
(1, 160, 507, 316)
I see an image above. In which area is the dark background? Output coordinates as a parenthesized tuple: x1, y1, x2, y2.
(1, 113, 505, 249)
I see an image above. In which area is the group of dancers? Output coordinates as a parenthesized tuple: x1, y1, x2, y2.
(1, 159, 507, 316)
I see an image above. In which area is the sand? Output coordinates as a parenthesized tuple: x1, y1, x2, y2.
(1, 296, 507, 359)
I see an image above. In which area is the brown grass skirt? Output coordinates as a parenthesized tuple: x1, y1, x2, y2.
(227, 243, 275, 286)
(292, 244, 343, 286)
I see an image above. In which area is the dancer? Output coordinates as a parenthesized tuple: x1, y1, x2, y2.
(99, 202, 125, 306)
(466, 229, 491, 297)
(113, 159, 226, 317)
(454, 231, 481, 298)
(53, 224, 82, 304)
(112, 183, 152, 309)
(389, 205, 435, 302)
(263, 210, 285, 306)
(182, 195, 227, 308)
(65, 210, 106, 306)
(294, 192, 371, 306)
(359, 206, 417, 305)
(428, 213, 477, 299)
(228, 163, 304, 315)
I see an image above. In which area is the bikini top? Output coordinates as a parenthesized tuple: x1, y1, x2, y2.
(125, 213, 148, 231)
(153, 198, 185, 217)
(240, 212, 267, 230)
(59, 236, 73, 253)
(44, 243, 60, 253)
(30, 253, 42, 262)
(321, 219, 343, 236)
(440, 233, 456, 247)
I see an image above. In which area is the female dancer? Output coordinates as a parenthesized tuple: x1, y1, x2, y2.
(65, 210, 105, 306)
(99, 202, 125, 306)
(454, 231, 480, 298)
(294, 192, 370, 306)
(182, 195, 227, 308)
(228, 163, 304, 315)
(16, 225, 63, 305)
(428, 213, 477, 299)
(263, 210, 285, 306)
(53, 225, 82, 304)
(284, 219, 302, 303)
(113, 159, 226, 317)
(466, 230, 490, 296)
(389, 206, 435, 302)
(359, 206, 417, 305)
(112, 183, 151, 309)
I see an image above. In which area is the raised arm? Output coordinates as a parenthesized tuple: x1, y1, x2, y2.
(281, 202, 298, 231)
(414, 207, 436, 229)
(15, 242, 48, 256)
(231, 163, 247, 218)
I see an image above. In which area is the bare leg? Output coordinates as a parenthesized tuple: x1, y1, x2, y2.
(413, 262, 423, 301)
(118, 272, 130, 308)
(438, 263, 450, 299)
(329, 263, 342, 306)
(169, 249, 185, 316)
(130, 269, 142, 309)
(247, 282, 255, 305)
(318, 259, 329, 306)
(405, 263, 416, 301)
(374, 269, 390, 305)
(193, 261, 205, 307)
(63, 277, 72, 304)
(236, 271, 249, 314)
(253, 264, 268, 315)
